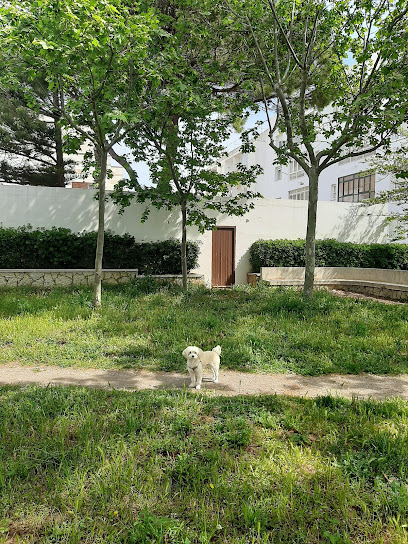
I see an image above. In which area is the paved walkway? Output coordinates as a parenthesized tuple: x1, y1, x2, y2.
(0, 364, 407, 400)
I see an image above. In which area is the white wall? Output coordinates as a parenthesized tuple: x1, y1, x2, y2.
(0, 184, 181, 240)
(0, 184, 390, 286)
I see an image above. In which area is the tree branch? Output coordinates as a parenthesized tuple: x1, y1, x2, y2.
(324, 132, 394, 169)
(107, 147, 140, 187)
(266, 0, 303, 69)
(58, 80, 96, 145)
(94, 46, 115, 99)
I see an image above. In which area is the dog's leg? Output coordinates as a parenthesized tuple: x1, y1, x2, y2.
(188, 368, 196, 388)
(195, 366, 203, 390)
(211, 363, 219, 383)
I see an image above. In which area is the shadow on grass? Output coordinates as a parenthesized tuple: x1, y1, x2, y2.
(0, 386, 408, 542)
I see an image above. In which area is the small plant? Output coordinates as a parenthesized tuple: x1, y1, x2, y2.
(216, 417, 252, 448)
(128, 511, 190, 544)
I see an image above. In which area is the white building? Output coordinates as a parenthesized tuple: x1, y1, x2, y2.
(217, 124, 401, 205)
(68, 142, 124, 191)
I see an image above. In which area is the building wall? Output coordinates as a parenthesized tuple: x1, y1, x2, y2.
(219, 123, 401, 203)
(0, 184, 390, 286)
(68, 142, 124, 190)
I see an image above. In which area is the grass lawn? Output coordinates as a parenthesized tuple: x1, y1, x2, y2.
(1, 386, 408, 543)
(0, 279, 408, 375)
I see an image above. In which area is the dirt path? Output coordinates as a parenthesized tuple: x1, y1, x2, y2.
(0, 363, 407, 400)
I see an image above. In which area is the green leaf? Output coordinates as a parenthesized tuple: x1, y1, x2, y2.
(33, 39, 54, 50)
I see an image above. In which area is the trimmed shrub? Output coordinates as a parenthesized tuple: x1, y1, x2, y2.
(250, 238, 408, 272)
(0, 226, 200, 274)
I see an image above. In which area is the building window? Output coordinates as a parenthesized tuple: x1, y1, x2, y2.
(273, 140, 286, 148)
(289, 159, 305, 180)
(338, 172, 375, 202)
(71, 182, 92, 189)
(289, 186, 309, 200)
(331, 184, 337, 201)
(275, 167, 282, 181)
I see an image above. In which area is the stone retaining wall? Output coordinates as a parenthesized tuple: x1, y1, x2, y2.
(329, 282, 408, 301)
(0, 270, 205, 288)
(0, 269, 139, 288)
(248, 267, 408, 302)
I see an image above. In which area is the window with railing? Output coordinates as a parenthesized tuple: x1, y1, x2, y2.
(289, 186, 309, 200)
(289, 159, 305, 180)
(338, 172, 375, 202)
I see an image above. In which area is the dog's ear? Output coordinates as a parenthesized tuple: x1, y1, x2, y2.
(213, 345, 221, 355)
(182, 347, 189, 359)
(196, 347, 204, 356)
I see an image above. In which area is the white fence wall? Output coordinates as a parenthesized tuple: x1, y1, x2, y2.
(0, 184, 390, 286)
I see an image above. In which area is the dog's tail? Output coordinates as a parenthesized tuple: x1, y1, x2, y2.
(212, 345, 221, 356)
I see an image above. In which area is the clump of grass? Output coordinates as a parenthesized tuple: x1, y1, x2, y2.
(0, 281, 408, 375)
(1, 385, 408, 543)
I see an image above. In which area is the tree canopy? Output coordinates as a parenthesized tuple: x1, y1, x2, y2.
(0, 74, 76, 187)
(111, 0, 262, 288)
(1, 0, 160, 306)
(225, 0, 408, 296)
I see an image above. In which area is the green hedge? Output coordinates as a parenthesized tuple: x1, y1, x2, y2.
(250, 239, 408, 272)
(0, 226, 200, 274)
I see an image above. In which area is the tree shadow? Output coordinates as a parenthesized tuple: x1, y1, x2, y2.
(290, 373, 408, 400)
(0, 368, 236, 394)
(323, 202, 389, 243)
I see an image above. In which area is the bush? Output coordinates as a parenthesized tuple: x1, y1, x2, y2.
(250, 238, 408, 272)
(0, 226, 200, 274)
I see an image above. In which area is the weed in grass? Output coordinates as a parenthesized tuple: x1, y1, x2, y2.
(127, 511, 191, 544)
(215, 417, 252, 449)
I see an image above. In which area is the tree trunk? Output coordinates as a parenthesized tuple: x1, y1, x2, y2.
(93, 147, 108, 308)
(53, 91, 65, 188)
(303, 167, 319, 299)
(181, 200, 188, 290)
(163, 114, 179, 184)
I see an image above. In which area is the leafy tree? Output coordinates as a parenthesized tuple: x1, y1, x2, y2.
(113, 109, 262, 288)
(0, 84, 74, 187)
(1, 0, 159, 307)
(227, 0, 408, 297)
(111, 0, 262, 289)
(367, 128, 408, 239)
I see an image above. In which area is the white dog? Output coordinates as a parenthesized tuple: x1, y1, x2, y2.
(182, 345, 221, 390)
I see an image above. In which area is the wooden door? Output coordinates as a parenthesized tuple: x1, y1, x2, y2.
(212, 227, 235, 287)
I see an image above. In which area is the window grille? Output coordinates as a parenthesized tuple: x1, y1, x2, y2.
(338, 172, 375, 202)
(289, 186, 309, 200)
(289, 159, 305, 179)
